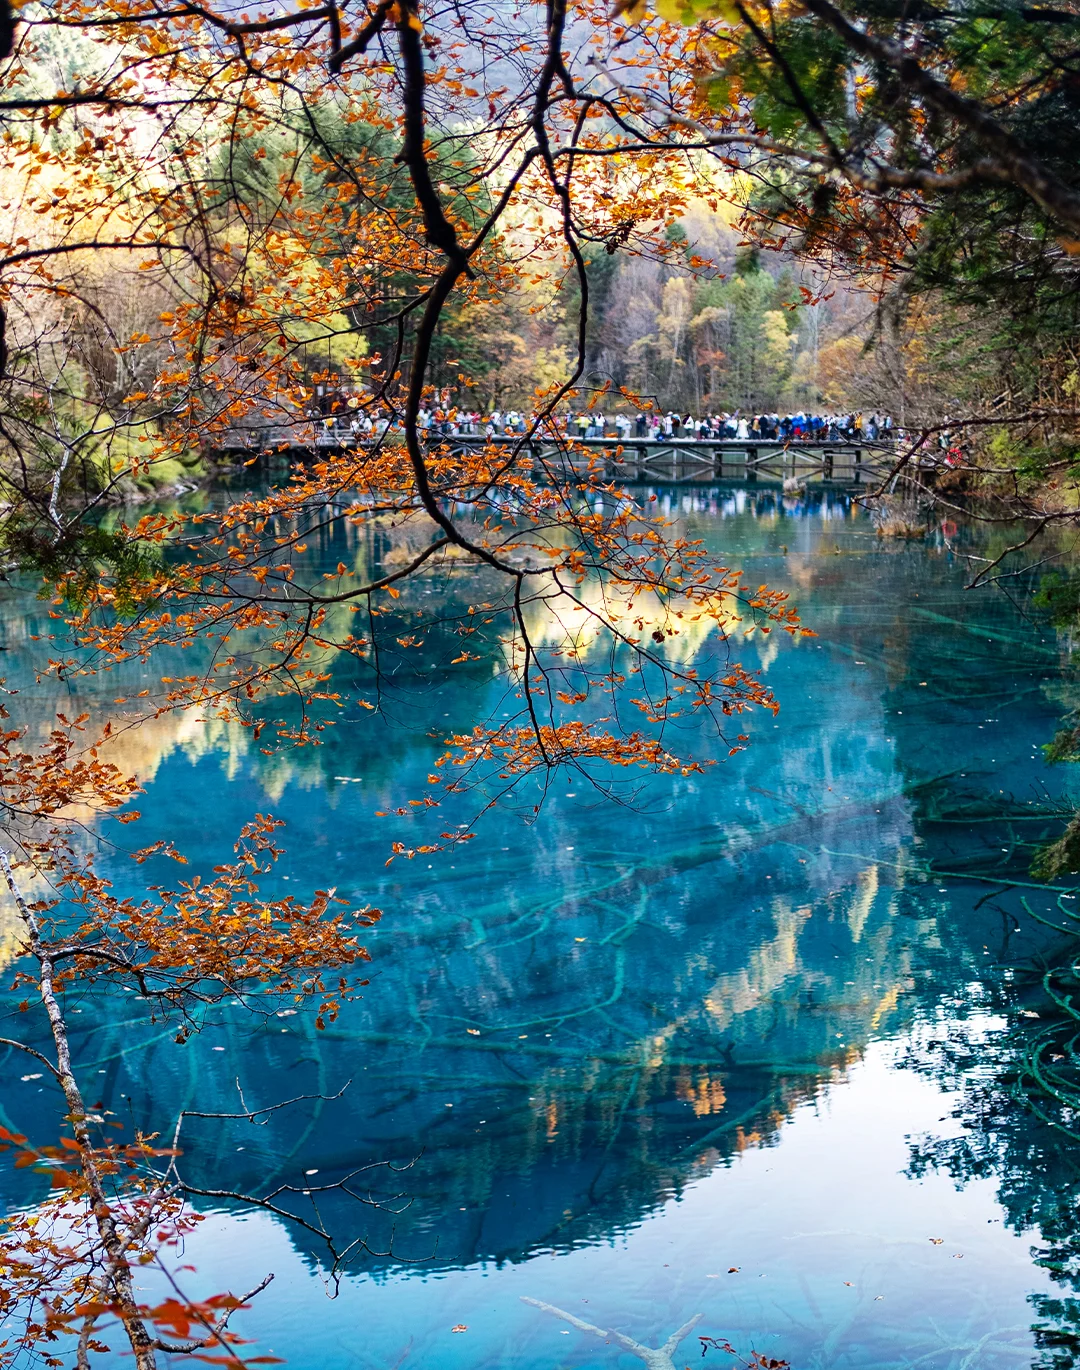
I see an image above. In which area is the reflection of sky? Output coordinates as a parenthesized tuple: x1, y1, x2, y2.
(0, 486, 1076, 1368)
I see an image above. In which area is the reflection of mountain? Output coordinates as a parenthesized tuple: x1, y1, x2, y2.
(0, 482, 1072, 1312)
(1, 838, 931, 1272)
(515, 578, 742, 669)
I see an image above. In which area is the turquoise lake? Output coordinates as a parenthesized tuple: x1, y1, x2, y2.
(3, 483, 1080, 1370)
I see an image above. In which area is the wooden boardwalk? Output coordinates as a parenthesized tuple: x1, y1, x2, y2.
(218, 423, 898, 486)
(451, 434, 896, 484)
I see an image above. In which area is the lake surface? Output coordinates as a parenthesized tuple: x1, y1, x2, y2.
(4, 484, 1080, 1370)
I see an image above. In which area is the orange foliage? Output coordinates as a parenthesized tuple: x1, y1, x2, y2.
(0, 0, 813, 1363)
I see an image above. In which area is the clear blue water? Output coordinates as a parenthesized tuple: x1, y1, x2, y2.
(3, 484, 1080, 1369)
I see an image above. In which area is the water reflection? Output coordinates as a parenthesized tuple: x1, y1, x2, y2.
(1, 484, 1079, 1368)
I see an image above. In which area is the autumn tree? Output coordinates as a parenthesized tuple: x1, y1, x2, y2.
(0, 0, 826, 1361)
(10, 0, 1079, 1345)
(635, 0, 1080, 482)
(0, 712, 390, 1366)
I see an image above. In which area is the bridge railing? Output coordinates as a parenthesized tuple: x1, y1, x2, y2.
(215, 423, 907, 482)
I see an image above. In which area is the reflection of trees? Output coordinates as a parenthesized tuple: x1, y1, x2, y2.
(899, 882, 1080, 1367)
(0, 511, 513, 815)
(844, 529, 1080, 1370)
(0, 485, 869, 828)
(904, 1005, 1080, 1370)
(663, 498, 1080, 1369)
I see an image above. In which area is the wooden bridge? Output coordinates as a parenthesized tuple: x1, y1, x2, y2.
(218, 422, 900, 486)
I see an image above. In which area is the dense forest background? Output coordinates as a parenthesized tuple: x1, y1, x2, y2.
(0, 83, 919, 464)
(426, 201, 912, 418)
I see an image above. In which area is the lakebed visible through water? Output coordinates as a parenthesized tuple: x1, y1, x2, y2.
(2, 484, 1079, 1370)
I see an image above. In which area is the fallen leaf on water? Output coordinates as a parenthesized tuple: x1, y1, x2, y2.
(929, 1238, 943, 1245)
(467, 1029, 480, 1035)
(952, 1253, 964, 1259)
(728, 1267, 740, 1273)
(843, 1282, 853, 1287)
(451, 1325, 467, 1334)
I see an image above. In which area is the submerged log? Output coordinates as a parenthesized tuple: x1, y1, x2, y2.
(521, 1296, 702, 1370)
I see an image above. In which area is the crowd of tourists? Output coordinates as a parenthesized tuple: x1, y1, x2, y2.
(417, 407, 895, 442)
(565, 410, 891, 442)
(309, 389, 894, 443)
